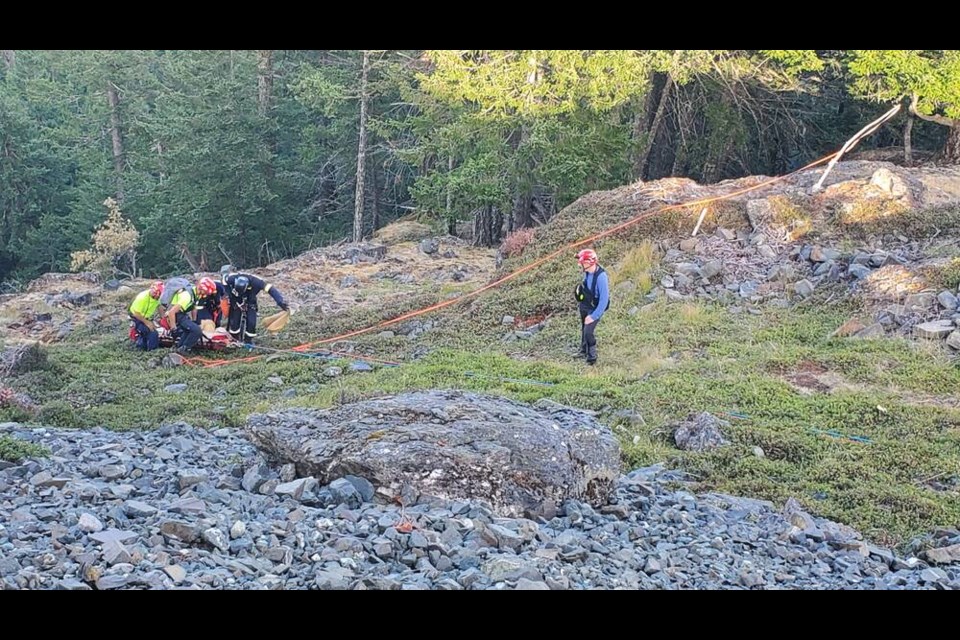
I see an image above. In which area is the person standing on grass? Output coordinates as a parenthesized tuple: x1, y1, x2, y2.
(574, 249, 609, 366)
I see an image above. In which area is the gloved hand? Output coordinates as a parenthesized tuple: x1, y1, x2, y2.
(279, 302, 290, 312)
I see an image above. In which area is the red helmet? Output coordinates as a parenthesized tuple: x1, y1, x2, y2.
(198, 277, 217, 296)
(577, 249, 598, 268)
(149, 281, 164, 299)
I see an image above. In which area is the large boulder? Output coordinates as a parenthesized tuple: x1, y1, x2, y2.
(245, 391, 621, 518)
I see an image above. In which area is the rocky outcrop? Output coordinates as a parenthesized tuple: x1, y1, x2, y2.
(245, 391, 622, 518)
(2, 422, 957, 590)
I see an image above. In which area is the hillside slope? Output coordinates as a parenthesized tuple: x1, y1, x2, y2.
(3, 160, 960, 547)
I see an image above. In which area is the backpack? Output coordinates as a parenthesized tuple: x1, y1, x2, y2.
(574, 266, 610, 311)
(159, 277, 192, 306)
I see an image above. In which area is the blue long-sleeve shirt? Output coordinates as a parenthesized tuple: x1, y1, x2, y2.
(584, 269, 610, 322)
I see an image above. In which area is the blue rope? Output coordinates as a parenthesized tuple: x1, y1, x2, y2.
(810, 427, 872, 444)
(463, 371, 557, 387)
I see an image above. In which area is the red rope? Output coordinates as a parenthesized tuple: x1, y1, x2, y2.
(187, 151, 840, 369)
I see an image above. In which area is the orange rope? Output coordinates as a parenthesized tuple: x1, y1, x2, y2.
(187, 151, 840, 369)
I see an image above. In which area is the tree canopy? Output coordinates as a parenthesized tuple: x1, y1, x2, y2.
(0, 49, 954, 285)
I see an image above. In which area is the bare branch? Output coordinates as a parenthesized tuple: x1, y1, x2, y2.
(909, 92, 956, 127)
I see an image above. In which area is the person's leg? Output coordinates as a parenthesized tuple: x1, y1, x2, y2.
(177, 316, 202, 350)
(584, 317, 599, 365)
(228, 304, 242, 339)
(195, 308, 215, 348)
(578, 308, 588, 357)
(244, 303, 258, 344)
(144, 326, 159, 351)
(133, 319, 159, 351)
(132, 320, 147, 349)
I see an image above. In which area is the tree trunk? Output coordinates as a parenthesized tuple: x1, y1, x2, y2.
(353, 50, 371, 243)
(908, 93, 960, 165)
(369, 158, 380, 235)
(154, 140, 166, 183)
(631, 71, 658, 179)
(473, 205, 503, 247)
(512, 190, 533, 230)
(257, 50, 277, 180)
(473, 207, 488, 247)
(634, 72, 672, 181)
(180, 243, 201, 272)
(510, 125, 535, 230)
(903, 112, 914, 166)
(702, 137, 734, 184)
(446, 155, 454, 231)
(257, 50, 273, 117)
(1, 50, 14, 73)
(529, 193, 553, 225)
(106, 81, 125, 204)
(632, 73, 658, 132)
(942, 124, 960, 165)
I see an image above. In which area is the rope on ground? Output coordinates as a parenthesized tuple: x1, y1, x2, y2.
(187, 340, 401, 369)
(809, 427, 873, 445)
(182, 116, 902, 372)
(463, 371, 557, 387)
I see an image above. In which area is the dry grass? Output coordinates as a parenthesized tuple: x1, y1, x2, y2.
(862, 265, 929, 303)
(838, 199, 911, 226)
(930, 258, 960, 291)
(768, 195, 814, 241)
(373, 219, 434, 245)
(611, 240, 659, 295)
(680, 302, 704, 323)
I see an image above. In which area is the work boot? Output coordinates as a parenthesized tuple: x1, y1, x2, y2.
(586, 345, 597, 366)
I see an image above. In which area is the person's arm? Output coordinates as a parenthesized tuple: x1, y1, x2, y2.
(165, 305, 181, 328)
(129, 294, 156, 330)
(252, 275, 288, 310)
(588, 272, 610, 322)
(130, 310, 154, 331)
(265, 283, 288, 310)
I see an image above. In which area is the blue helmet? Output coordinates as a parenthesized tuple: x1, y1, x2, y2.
(232, 275, 250, 296)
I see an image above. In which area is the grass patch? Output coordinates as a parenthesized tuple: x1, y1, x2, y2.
(838, 199, 911, 228)
(8, 295, 960, 548)
(7, 207, 960, 548)
(769, 195, 814, 241)
(610, 239, 659, 296)
(0, 434, 48, 462)
(930, 257, 960, 291)
(841, 204, 960, 239)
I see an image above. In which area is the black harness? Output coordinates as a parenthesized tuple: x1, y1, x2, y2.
(574, 266, 610, 311)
